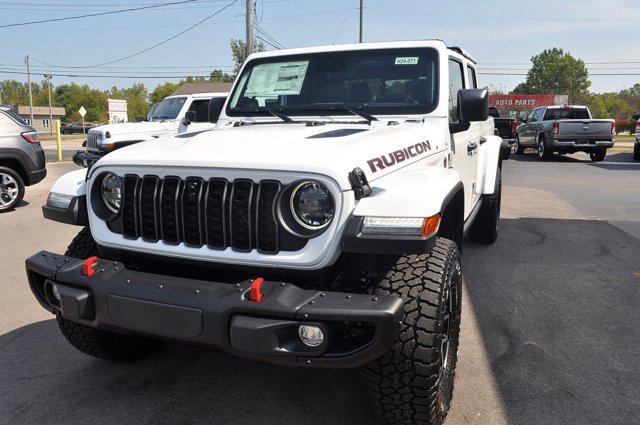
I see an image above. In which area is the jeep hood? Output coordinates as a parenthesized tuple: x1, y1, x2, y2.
(96, 122, 441, 190)
(90, 121, 175, 137)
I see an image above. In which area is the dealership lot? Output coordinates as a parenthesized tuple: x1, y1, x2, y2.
(1, 154, 639, 425)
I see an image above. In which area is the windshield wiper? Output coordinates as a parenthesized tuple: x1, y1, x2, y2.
(299, 106, 378, 123)
(234, 108, 295, 123)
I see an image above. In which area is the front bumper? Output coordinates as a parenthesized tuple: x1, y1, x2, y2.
(73, 150, 104, 169)
(26, 251, 403, 368)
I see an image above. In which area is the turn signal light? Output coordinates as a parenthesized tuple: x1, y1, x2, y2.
(611, 122, 616, 136)
(552, 122, 560, 135)
(421, 214, 441, 237)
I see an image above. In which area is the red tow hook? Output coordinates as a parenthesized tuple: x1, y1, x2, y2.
(82, 256, 98, 276)
(249, 277, 265, 302)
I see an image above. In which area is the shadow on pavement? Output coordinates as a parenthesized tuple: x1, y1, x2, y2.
(463, 218, 640, 425)
(2, 219, 639, 424)
(509, 151, 636, 164)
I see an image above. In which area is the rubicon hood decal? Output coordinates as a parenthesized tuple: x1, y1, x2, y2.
(367, 141, 431, 173)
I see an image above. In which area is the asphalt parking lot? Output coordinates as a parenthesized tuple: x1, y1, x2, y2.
(1, 152, 639, 425)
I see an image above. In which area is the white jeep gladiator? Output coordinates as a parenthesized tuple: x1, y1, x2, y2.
(27, 40, 502, 425)
(74, 91, 227, 167)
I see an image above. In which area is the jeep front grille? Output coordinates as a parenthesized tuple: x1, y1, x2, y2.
(86, 132, 101, 151)
(117, 175, 305, 254)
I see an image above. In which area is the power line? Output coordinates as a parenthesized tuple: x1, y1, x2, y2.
(0, 69, 216, 79)
(253, 22, 285, 49)
(31, 0, 238, 68)
(332, 0, 356, 44)
(0, 0, 207, 29)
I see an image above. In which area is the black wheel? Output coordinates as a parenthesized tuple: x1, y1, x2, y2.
(589, 148, 606, 162)
(537, 135, 552, 161)
(634, 143, 640, 161)
(359, 239, 463, 425)
(0, 166, 25, 213)
(62, 129, 71, 135)
(468, 167, 501, 244)
(515, 134, 524, 154)
(501, 145, 511, 160)
(57, 228, 162, 361)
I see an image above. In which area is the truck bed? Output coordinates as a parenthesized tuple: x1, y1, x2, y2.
(555, 119, 614, 141)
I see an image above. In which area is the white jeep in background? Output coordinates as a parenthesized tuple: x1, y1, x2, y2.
(29, 40, 503, 425)
(74, 91, 227, 167)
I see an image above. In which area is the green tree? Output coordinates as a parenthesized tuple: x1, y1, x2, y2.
(512, 48, 591, 102)
(209, 69, 234, 82)
(230, 38, 265, 75)
(150, 82, 179, 103)
(0, 80, 29, 106)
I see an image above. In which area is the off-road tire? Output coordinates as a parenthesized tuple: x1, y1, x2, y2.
(537, 135, 552, 161)
(57, 227, 162, 361)
(468, 167, 501, 244)
(0, 166, 25, 212)
(589, 148, 606, 162)
(501, 145, 511, 160)
(360, 239, 463, 425)
(514, 135, 524, 155)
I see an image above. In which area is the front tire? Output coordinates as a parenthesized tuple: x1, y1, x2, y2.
(589, 148, 606, 162)
(0, 166, 25, 212)
(468, 167, 501, 244)
(57, 228, 162, 361)
(362, 239, 462, 425)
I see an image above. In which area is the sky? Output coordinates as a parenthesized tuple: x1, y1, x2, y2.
(2, 0, 640, 94)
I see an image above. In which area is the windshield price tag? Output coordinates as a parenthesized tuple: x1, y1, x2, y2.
(394, 57, 419, 65)
(245, 61, 309, 97)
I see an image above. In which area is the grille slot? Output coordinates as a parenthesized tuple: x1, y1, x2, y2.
(122, 175, 139, 239)
(116, 175, 304, 254)
(182, 177, 205, 247)
(139, 176, 160, 242)
(86, 132, 101, 151)
(205, 178, 228, 249)
(256, 181, 280, 254)
(230, 180, 254, 252)
(159, 176, 181, 244)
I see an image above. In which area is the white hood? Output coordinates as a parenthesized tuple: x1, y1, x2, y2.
(90, 120, 176, 139)
(96, 120, 444, 190)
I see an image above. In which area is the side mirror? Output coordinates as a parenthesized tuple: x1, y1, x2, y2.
(458, 89, 488, 122)
(521, 117, 528, 124)
(208, 96, 227, 123)
(184, 110, 196, 126)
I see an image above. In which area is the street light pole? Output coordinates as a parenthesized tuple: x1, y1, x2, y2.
(44, 74, 53, 135)
(25, 54, 34, 125)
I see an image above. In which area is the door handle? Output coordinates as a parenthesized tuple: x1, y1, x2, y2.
(467, 141, 478, 154)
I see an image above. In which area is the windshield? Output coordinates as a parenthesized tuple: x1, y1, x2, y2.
(152, 97, 187, 120)
(227, 48, 439, 117)
(146, 103, 159, 121)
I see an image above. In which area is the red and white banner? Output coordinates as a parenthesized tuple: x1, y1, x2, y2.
(489, 94, 568, 110)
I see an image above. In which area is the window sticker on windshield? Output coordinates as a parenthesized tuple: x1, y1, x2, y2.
(395, 57, 419, 65)
(245, 61, 309, 97)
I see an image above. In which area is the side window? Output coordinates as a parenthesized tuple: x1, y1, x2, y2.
(187, 100, 210, 122)
(534, 109, 544, 122)
(466, 66, 478, 89)
(448, 59, 465, 123)
(528, 109, 538, 123)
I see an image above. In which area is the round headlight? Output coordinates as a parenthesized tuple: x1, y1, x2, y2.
(290, 181, 334, 230)
(100, 173, 122, 213)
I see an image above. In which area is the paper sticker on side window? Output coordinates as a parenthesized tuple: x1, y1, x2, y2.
(395, 57, 419, 65)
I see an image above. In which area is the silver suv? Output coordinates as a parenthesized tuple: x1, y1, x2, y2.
(0, 106, 46, 212)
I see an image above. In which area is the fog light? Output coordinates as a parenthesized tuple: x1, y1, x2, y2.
(52, 284, 62, 301)
(298, 324, 324, 347)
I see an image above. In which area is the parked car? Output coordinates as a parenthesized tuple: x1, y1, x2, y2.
(489, 106, 517, 160)
(31, 40, 503, 425)
(633, 114, 639, 161)
(0, 106, 46, 212)
(515, 105, 615, 161)
(73, 92, 227, 168)
(61, 122, 95, 135)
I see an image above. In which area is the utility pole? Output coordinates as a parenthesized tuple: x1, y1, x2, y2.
(359, 0, 364, 43)
(245, 0, 254, 59)
(25, 54, 34, 125)
(44, 74, 53, 135)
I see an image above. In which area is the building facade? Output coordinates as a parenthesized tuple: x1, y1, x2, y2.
(16, 106, 66, 133)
